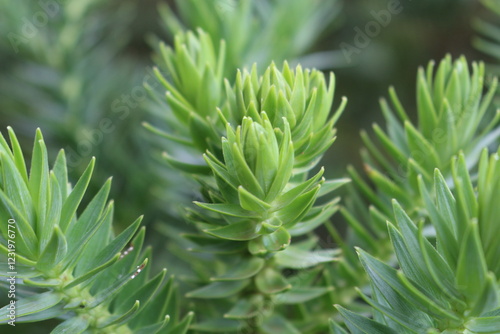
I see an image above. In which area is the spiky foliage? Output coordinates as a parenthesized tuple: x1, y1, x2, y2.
(333, 149, 500, 333)
(188, 115, 346, 333)
(149, 31, 346, 173)
(0, 0, 168, 227)
(148, 29, 227, 158)
(146, 0, 343, 223)
(142, 3, 347, 329)
(0, 128, 191, 333)
(146, 0, 343, 197)
(147, 24, 349, 332)
(474, 0, 500, 73)
(335, 55, 498, 283)
(316, 56, 500, 328)
(159, 0, 342, 76)
(474, 0, 500, 111)
(221, 63, 347, 172)
(351, 55, 498, 219)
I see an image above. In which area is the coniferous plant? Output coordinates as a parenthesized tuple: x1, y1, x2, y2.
(327, 56, 500, 309)
(328, 2, 500, 332)
(157, 0, 342, 75)
(333, 149, 500, 333)
(2, 1, 500, 334)
(149, 26, 348, 332)
(474, 0, 500, 75)
(0, 0, 170, 228)
(0, 128, 192, 333)
(143, 0, 344, 251)
(474, 0, 500, 110)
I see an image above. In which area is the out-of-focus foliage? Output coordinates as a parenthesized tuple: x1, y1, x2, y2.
(159, 0, 343, 75)
(0, 0, 168, 227)
(474, 0, 500, 72)
(474, 0, 500, 110)
(349, 56, 498, 225)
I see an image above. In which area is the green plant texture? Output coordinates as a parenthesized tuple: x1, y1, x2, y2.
(474, 0, 500, 73)
(0, 0, 173, 229)
(333, 149, 500, 333)
(150, 30, 348, 331)
(342, 55, 499, 270)
(0, 129, 192, 333)
(2, 1, 500, 334)
(158, 0, 342, 75)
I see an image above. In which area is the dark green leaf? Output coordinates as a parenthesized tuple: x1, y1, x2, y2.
(204, 221, 259, 240)
(456, 221, 488, 303)
(336, 305, 399, 334)
(224, 296, 262, 319)
(186, 280, 250, 299)
(97, 300, 140, 329)
(196, 202, 259, 218)
(188, 317, 240, 333)
(211, 257, 264, 281)
(51, 316, 89, 334)
(275, 287, 332, 304)
(87, 259, 148, 309)
(36, 225, 67, 273)
(262, 227, 290, 252)
(59, 158, 95, 232)
(255, 267, 291, 295)
(0, 291, 62, 322)
(465, 316, 500, 333)
(261, 315, 301, 334)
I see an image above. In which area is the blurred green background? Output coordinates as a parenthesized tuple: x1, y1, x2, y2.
(0, 0, 497, 332)
(1, 0, 493, 216)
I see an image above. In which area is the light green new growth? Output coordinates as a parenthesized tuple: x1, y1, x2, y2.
(150, 29, 226, 157)
(149, 17, 348, 332)
(221, 62, 347, 171)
